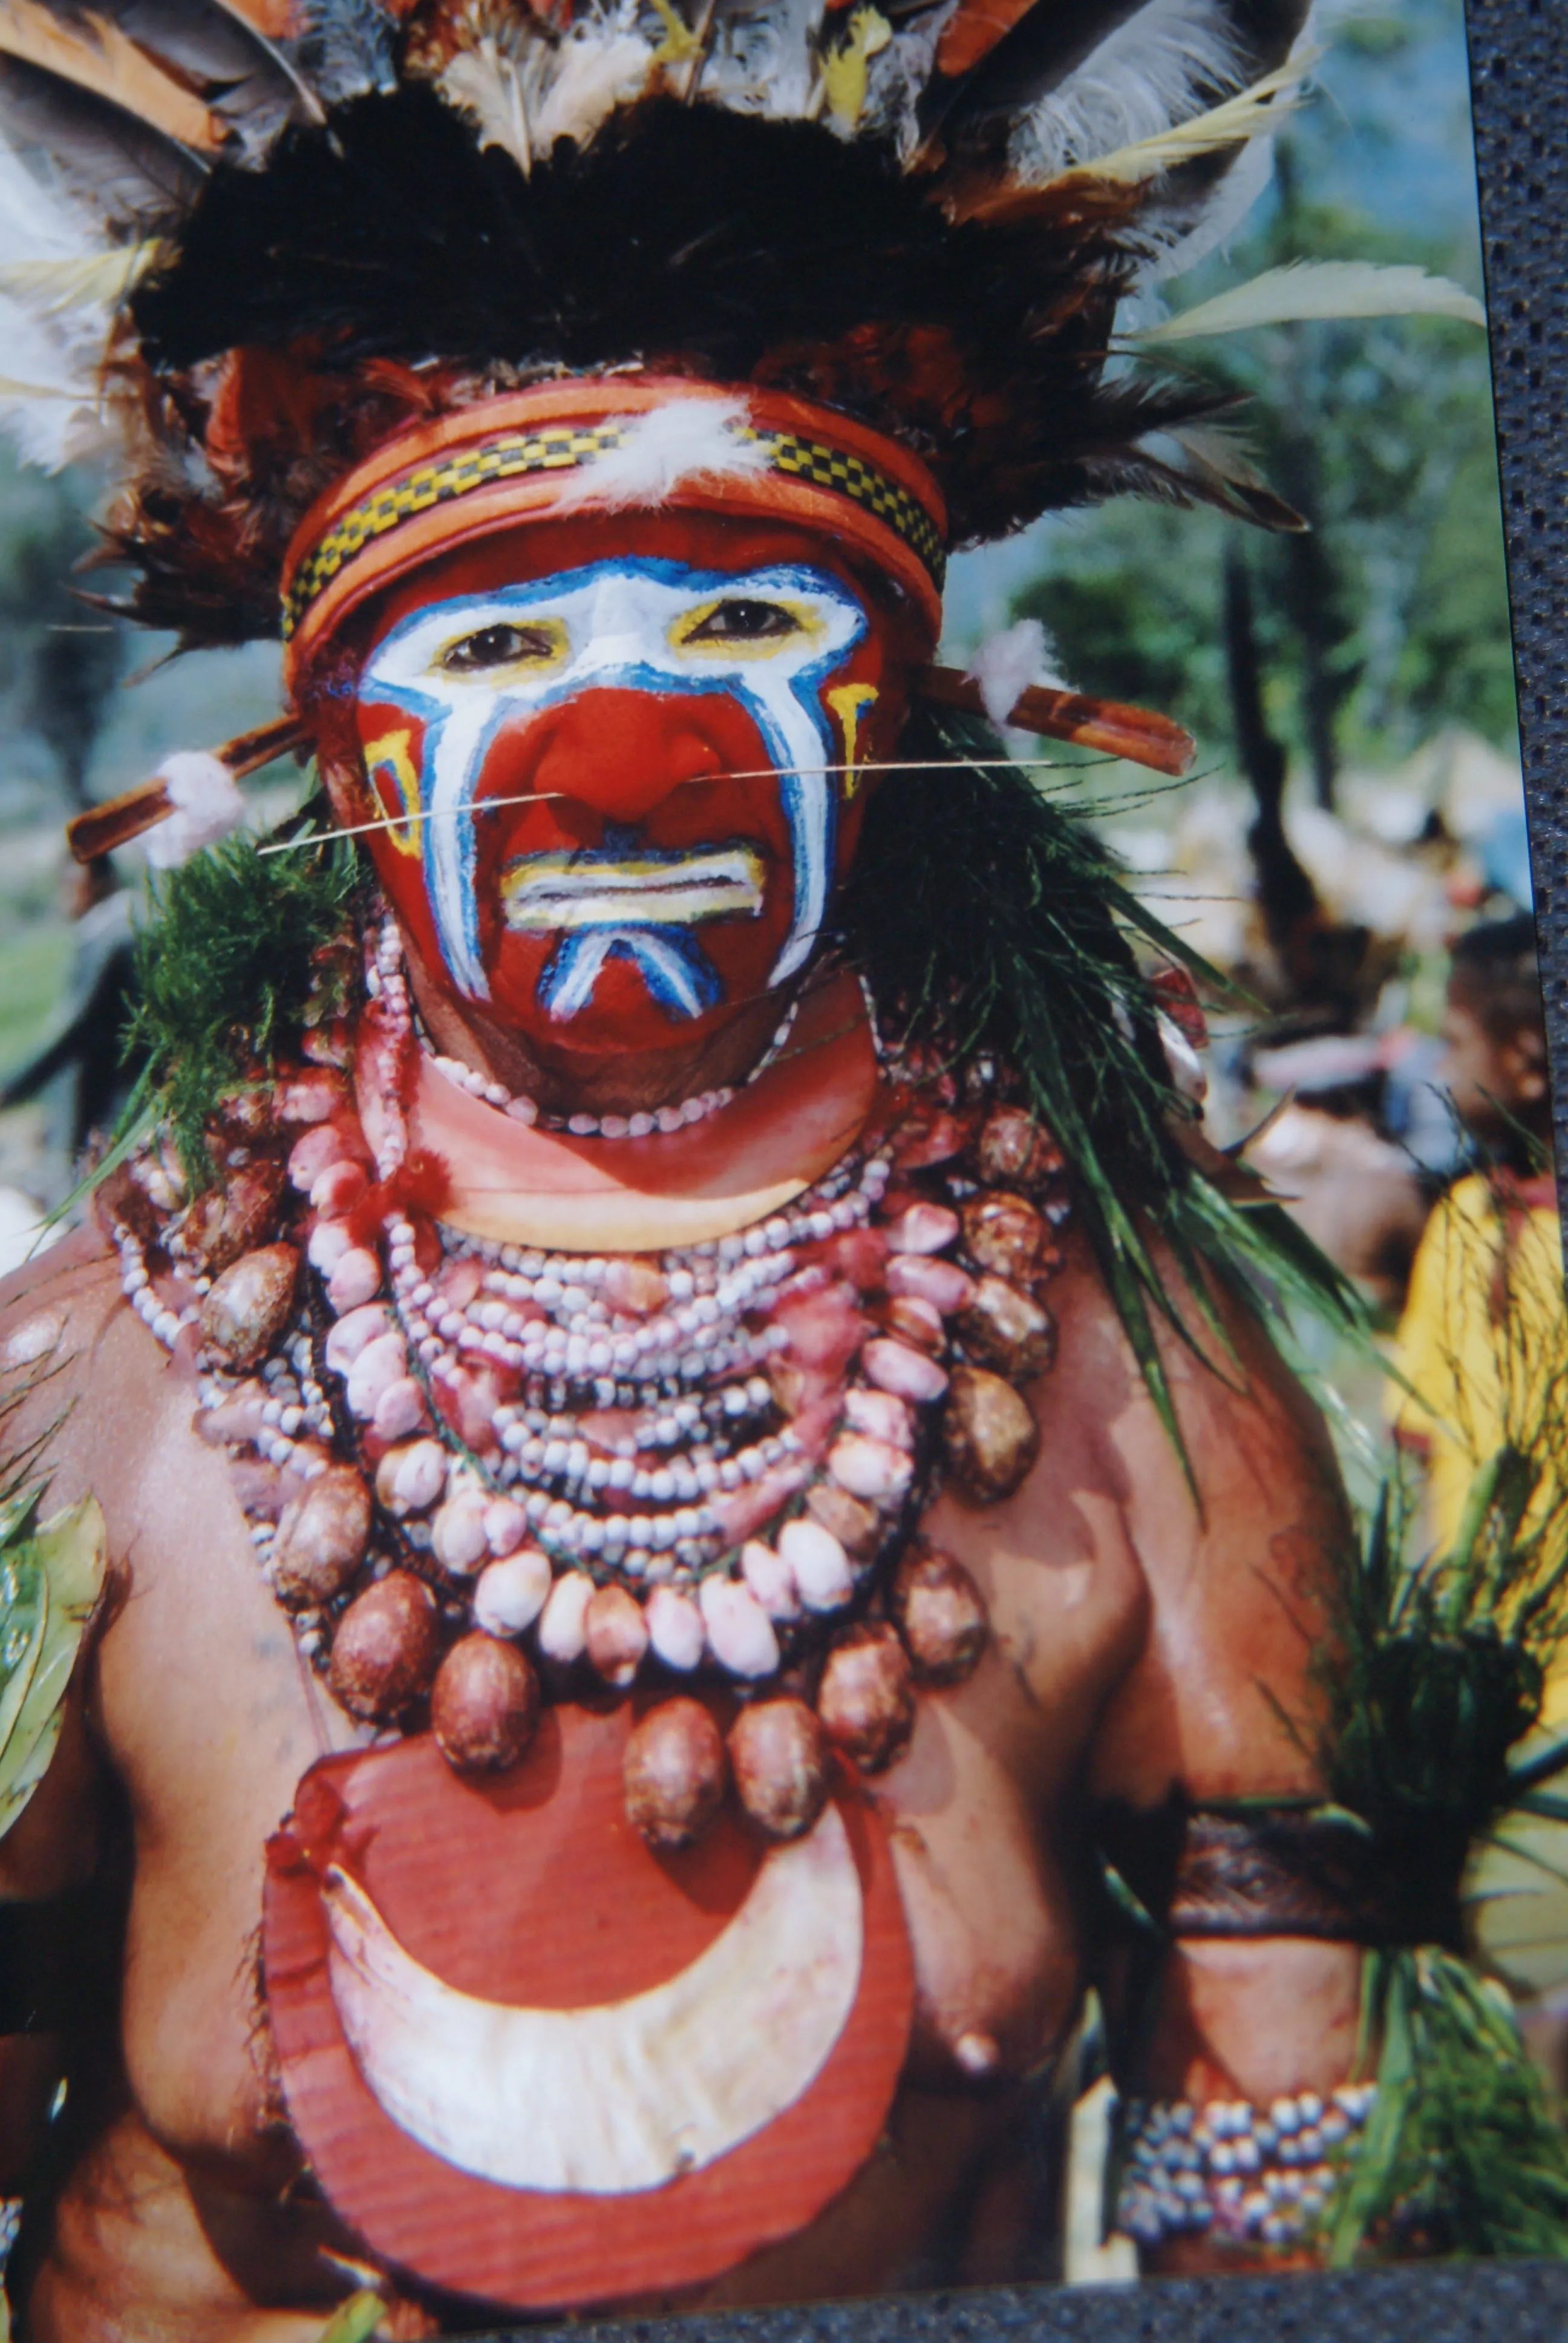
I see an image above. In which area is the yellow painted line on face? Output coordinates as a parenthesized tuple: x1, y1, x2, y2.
(362, 730, 422, 855)
(500, 845, 766, 930)
(826, 684, 879, 799)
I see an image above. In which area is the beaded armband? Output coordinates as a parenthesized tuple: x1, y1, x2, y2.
(1116, 2085, 1376, 2248)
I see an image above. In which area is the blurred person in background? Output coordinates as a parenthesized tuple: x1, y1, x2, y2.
(1389, 913, 1564, 1568)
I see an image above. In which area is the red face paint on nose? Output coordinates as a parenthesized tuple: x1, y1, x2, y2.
(523, 691, 726, 824)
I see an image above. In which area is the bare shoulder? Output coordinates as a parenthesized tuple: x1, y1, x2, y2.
(935, 1219, 1349, 1805)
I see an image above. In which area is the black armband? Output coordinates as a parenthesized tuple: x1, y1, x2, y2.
(1099, 1800, 1397, 1945)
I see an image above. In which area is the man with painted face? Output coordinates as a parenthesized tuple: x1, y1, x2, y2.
(0, 0, 1429, 2328)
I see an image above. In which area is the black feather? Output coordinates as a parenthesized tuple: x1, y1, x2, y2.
(123, 84, 1264, 637)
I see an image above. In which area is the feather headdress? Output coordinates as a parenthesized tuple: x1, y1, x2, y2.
(0, 0, 1480, 648)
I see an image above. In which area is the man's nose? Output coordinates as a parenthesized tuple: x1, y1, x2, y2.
(510, 689, 726, 823)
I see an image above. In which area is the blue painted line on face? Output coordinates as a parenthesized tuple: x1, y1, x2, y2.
(359, 557, 870, 1012)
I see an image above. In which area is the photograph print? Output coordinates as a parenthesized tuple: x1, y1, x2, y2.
(0, 0, 1561, 2332)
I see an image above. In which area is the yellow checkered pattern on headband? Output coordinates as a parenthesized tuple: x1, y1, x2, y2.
(283, 421, 946, 640)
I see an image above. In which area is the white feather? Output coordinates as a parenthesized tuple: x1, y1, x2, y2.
(0, 145, 126, 468)
(530, 27, 658, 148)
(700, 0, 823, 123)
(1140, 127, 1275, 286)
(440, 15, 657, 171)
(1011, 0, 1244, 185)
(967, 618, 1071, 727)
(1132, 260, 1487, 343)
(554, 396, 772, 511)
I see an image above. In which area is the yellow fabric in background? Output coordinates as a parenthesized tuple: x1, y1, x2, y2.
(1391, 1171, 1568, 1718)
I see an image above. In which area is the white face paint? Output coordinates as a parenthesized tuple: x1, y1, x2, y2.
(358, 557, 868, 1010)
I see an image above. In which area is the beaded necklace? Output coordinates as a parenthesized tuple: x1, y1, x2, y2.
(103, 909, 1073, 1841)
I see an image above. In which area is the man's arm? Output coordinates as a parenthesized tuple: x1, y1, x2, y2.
(1047, 1232, 1364, 2268)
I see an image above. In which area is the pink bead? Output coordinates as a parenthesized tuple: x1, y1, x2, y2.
(323, 1302, 394, 1375)
(537, 1572, 593, 1663)
(863, 1337, 949, 1403)
(345, 1329, 410, 1420)
(432, 1489, 492, 1575)
(289, 1123, 345, 1194)
(376, 1438, 448, 1517)
(887, 1254, 975, 1313)
(646, 1585, 705, 1671)
(307, 1218, 354, 1277)
(843, 1386, 916, 1451)
(741, 1539, 801, 1620)
(777, 1518, 853, 1611)
(328, 1247, 383, 1313)
(474, 1549, 552, 1636)
(310, 1158, 368, 1219)
(884, 1202, 961, 1256)
(483, 1498, 529, 1558)
(699, 1577, 781, 1679)
(275, 1069, 347, 1125)
(373, 1377, 428, 1442)
(828, 1432, 914, 1506)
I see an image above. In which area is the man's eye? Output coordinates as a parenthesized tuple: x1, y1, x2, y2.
(440, 624, 558, 673)
(685, 600, 801, 644)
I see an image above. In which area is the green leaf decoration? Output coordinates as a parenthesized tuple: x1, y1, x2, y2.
(1323, 1947, 1568, 2263)
(315, 2290, 387, 2343)
(0, 1496, 106, 1842)
(122, 816, 361, 1191)
(843, 704, 1365, 1478)
(0, 1550, 47, 1763)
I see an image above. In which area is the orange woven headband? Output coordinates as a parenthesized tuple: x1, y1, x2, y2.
(280, 378, 949, 686)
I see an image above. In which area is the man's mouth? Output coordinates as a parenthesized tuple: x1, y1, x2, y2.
(500, 847, 766, 932)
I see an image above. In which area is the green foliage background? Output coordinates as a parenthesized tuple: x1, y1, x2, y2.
(995, 0, 1517, 784)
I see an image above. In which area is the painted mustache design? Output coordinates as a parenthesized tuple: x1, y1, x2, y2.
(500, 845, 766, 932)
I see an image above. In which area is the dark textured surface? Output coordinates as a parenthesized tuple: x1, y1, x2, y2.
(1471, 0, 1568, 1175)
(481, 7, 1568, 2336)
(503, 2261, 1568, 2341)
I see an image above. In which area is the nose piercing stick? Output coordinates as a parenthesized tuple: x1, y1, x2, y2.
(65, 679, 1193, 865)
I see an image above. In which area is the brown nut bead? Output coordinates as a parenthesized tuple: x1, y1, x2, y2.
(729, 1697, 833, 1839)
(960, 1275, 1057, 1383)
(585, 1582, 650, 1688)
(941, 1366, 1040, 1502)
(892, 1548, 988, 1685)
(960, 1191, 1045, 1284)
(805, 1481, 881, 1560)
(817, 1626, 916, 1774)
(976, 1106, 1064, 1191)
(199, 1242, 299, 1370)
(624, 1699, 729, 1850)
(328, 1571, 440, 1722)
(182, 1159, 285, 1276)
(272, 1464, 371, 1606)
(432, 1634, 540, 1774)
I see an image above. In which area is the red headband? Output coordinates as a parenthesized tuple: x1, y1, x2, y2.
(280, 377, 948, 690)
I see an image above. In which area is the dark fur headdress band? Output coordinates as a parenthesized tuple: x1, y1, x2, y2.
(281, 376, 948, 686)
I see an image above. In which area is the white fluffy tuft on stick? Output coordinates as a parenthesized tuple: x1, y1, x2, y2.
(966, 620, 1071, 729)
(557, 397, 773, 511)
(144, 753, 247, 870)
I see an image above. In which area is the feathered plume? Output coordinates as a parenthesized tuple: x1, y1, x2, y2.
(0, 0, 1485, 637)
